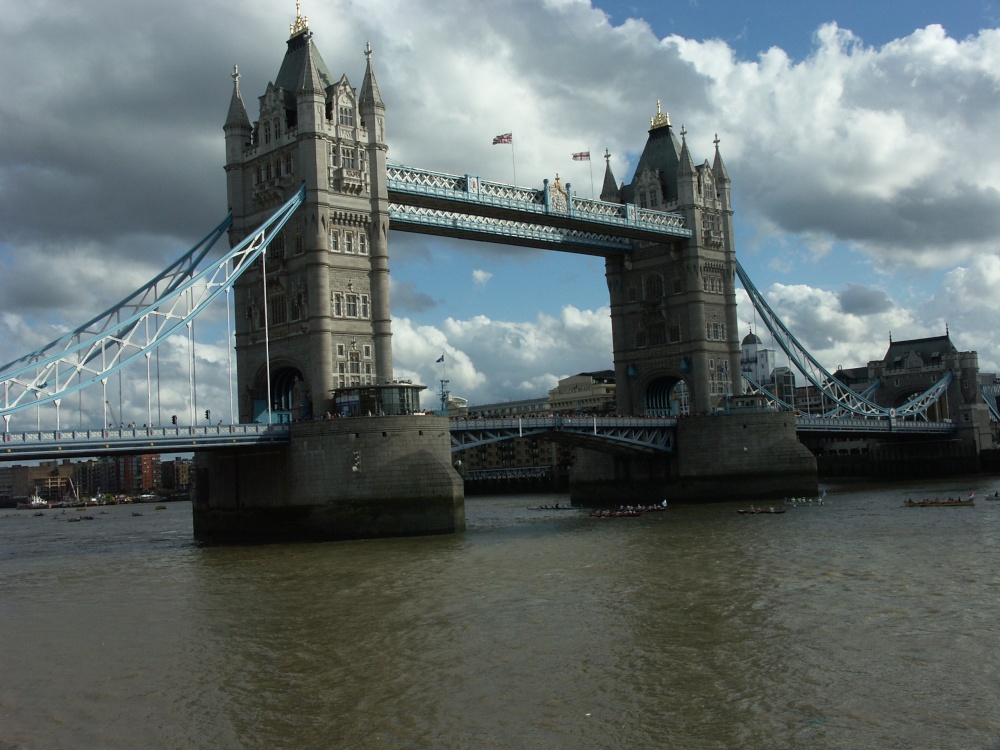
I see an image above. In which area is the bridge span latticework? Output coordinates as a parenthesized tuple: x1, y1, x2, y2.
(1, 186, 305, 430)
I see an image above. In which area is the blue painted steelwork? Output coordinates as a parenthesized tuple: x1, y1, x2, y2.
(0, 214, 232, 376)
(449, 416, 677, 453)
(737, 260, 953, 421)
(387, 164, 691, 245)
(741, 372, 794, 411)
(0, 423, 290, 461)
(795, 416, 956, 434)
(982, 384, 1000, 422)
(388, 203, 632, 254)
(0, 185, 306, 419)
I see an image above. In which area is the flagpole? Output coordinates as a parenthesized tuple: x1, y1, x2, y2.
(510, 132, 517, 186)
(589, 152, 594, 199)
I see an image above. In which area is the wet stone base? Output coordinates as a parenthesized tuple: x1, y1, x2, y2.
(193, 416, 465, 544)
(192, 496, 466, 544)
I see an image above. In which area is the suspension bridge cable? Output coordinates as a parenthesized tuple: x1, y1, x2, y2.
(226, 279, 235, 425)
(262, 242, 273, 425)
(0, 185, 304, 423)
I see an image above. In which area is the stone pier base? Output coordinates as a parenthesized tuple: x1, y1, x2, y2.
(193, 416, 464, 543)
(570, 411, 818, 505)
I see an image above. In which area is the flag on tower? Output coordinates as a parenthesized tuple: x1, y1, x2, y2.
(492, 133, 512, 145)
(436, 354, 445, 363)
(572, 151, 590, 161)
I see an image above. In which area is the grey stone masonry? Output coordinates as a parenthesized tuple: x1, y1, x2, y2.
(193, 415, 464, 542)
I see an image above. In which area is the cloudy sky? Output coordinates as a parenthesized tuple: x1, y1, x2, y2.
(1, 0, 999, 427)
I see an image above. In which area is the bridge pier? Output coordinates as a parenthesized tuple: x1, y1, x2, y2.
(193, 416, 464, 543)
(569, 411, 818, 504)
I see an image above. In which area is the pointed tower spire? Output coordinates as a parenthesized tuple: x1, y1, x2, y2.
(225, 65, 252, 132)
(359, 42, 384, 109)
(224, 65, 252, 170)
(296, 32, 325, 95)
(360, 42, 392, 383)
(600, 149, 620, 203)
(678, 125, 696, 176)
(712, 133, 730, 183)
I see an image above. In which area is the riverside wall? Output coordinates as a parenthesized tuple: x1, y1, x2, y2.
(569, 411, 818, 504)
(193, 415, 464, 543)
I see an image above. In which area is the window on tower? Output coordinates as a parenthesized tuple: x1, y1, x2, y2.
(268, 296, 287, 325)
(644, 274, 663, 300)
(339, 106, 354, 126)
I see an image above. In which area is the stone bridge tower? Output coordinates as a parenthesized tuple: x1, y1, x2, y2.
(602, 104, 742, 416)
(223, 8, 392, 422)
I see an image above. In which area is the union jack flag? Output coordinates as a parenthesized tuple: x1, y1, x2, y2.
(492, 132, 512, 145)
(572, 151, 590, 161)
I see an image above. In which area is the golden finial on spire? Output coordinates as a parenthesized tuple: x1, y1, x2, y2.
(290, 0, 309, 37)
(650, 99, 671, 130)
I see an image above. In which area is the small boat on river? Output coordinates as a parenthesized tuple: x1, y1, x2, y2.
(904, 497, 974, 507)
(784, 490, 826, 507)
(737, 506, 786, 515)
(589, 501, 669, 518)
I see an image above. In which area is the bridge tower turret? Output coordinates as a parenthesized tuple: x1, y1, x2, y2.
(605, 103, 741, 416)
(359, 43, 393, 384)
(225, 7, 395, 422)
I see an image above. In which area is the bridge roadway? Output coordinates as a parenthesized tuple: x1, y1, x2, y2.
(0, 424, 290, 461)
(0, 414, 956, 462)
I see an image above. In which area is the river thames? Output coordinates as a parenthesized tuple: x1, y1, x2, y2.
(3, 476, 1000, 749)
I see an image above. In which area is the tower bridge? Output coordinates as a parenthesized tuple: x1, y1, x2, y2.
(2, 9, 995, 540)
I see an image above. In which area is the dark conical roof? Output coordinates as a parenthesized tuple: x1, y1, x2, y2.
(621, 103, 682, 204)
(296, 32, 326, 95)
(274, 30, 335, 94)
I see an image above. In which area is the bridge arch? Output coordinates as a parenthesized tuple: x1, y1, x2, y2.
(643, 375, 690, 416)
(250, 360, 310, 422)
(886, 385, 949, 421)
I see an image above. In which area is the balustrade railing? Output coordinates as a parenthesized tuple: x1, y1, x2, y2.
(1, 423, 290, 445)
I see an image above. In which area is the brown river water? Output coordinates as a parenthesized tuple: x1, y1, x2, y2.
(2, 475, 1000, 750)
